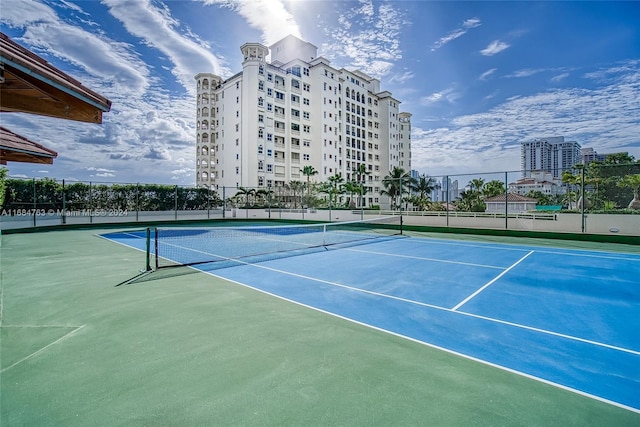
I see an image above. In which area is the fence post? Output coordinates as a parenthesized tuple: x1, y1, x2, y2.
(32, 178, 37, 227)
(174, 185, 178, 221)
(445, 175, 449, 227)
(504, 172, 508, 230)
(222, 187, 226, 219)
(580, 166, 586, 233)
(89, 181, 93, 224)
(62, 179, 66, 225)
(136, 183, 140, 222)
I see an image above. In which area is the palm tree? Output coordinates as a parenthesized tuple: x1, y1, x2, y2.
(288, 180, 304, 208)
(617, 173, 640, 209)
(236, 187, 255, 207)
(354, 164, 370, 207)
(562, 171, 589, 209)
(381, 167, 413, 210)
(343, 181, 361, 209)
(562, 170, 579, 209)
(469, 178, 485, 192)
(324, 173, 345, 208)
(302, 165, 318, 208)
(482, 180, 505, 198)
(410, 174, 438, 211)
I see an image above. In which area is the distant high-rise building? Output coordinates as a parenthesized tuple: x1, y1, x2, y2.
(520, 136, 581, 178)
(581, 147, 629, 165)
(194, 35, 411, 208)
(439, 177, 459, 202)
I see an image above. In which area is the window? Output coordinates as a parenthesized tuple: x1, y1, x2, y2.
(258, 161, 264, 171)
(258, 97, 263, 107)
(267, 73, 272, 82)
(258, 145, 263, 154)
(303, 111, 310, 120)
(303, 67, 309, 76)
(303, 98, 310, 105)
(235, 167, 239, 174)
(258, 128, 264, 138)
(291, 94, 300, 103)
(267, 88, 273, 97)
(275, 91, 285, 100)
(267, 149, 272, 157)
(303, 154, 310, 161)
(267, 133, 273, 142)
(303, 125, 310, 133)
(303, 83, 310, 91)
(267, 103, 273, 112)
(259, 65, 264, 75)
(258, 81, 264, 91)
(258, 114, 264, 123)
(267, 164, 273, 172)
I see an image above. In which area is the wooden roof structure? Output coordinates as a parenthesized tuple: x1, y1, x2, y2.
(0, 32, 112, 164)
(0, 126, 57, 165)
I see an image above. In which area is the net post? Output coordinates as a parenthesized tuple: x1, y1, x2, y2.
(400, 215, 403, 235)
(145, 227, 151, 271)
(154, 227, 159, 270)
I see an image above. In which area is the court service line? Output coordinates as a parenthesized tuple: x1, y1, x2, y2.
(451, 251, 534, 311)
(0, 324, 86, 373)
(345, 247, 506, 269)
(202, 270, 640, 414)
(203, 257, 640, 356)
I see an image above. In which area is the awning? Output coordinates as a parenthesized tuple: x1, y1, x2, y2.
(0, 126, 58, 165)
(0, 32, 112, 124)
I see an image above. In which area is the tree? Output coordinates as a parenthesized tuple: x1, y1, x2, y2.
(482, 180, 505, 198)
(343, 181, 361, 209)
(322, 173, 345, 208)
(354, 164, 370, 208)
(0, 167, 7, 209)
(381, 167, 413, 210)
(562, 170, 579, 209)
(288, 180, 304, 208)
(302, 165, 318, 208)
(236, 187, 255, 207)
(410, 174, 438, 211)
(617, 174, 640, 209)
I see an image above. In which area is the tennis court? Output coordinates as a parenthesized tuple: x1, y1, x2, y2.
(2, 220, 639, 425)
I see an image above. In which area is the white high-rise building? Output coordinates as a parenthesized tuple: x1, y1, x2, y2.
(195, 35, 411, 208)
(520, 136, 581, 178)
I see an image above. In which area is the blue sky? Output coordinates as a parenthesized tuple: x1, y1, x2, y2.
(1, 0, 638, 184)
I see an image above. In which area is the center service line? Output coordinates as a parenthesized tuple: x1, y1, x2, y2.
(451, 250, 534, 311)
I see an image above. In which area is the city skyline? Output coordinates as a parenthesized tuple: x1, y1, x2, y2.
(1, 0, 639, 185)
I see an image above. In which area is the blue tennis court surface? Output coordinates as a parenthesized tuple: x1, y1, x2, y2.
(101, 229, 640, 412)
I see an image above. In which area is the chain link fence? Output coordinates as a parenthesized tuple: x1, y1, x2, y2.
(1, 164, 639, 235)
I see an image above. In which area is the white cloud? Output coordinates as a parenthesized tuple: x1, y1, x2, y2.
(420, 88, 460, 105)
(431, 17, 481, 51)
(479, 68, 497, 81)
(104, 0, 222, 94)
(551, 72, 570, 83)
(202, 0, 301, 45)
(2, 0, 150, 95)
(412, 62, 640, 176)
(320, 0, 407, 78)
(480, 40, 510, 56)
(507, 68, 542, 78)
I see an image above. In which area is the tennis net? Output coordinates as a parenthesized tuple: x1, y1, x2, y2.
(148, 216, 403, 270)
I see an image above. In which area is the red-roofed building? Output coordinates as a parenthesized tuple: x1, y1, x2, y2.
(485, 193, 538, 213)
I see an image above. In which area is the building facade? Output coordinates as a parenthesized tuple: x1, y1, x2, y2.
(195, 35, 411, 208)
(520, 136, 581, 178)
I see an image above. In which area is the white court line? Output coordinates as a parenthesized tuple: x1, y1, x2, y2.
(345, 247, 505, 269)
(451, 251, 534, 311)
(199, 268, 640, 414)
(0, 324, 86, 373)
(201, 256, 640, 356)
